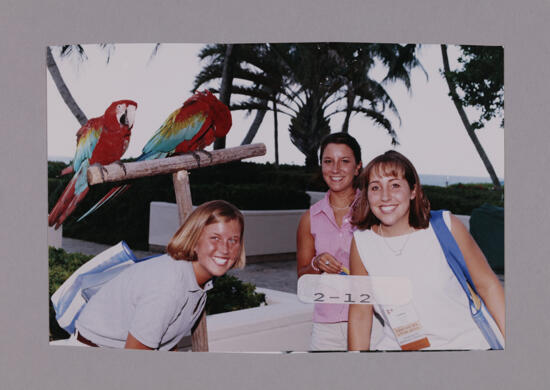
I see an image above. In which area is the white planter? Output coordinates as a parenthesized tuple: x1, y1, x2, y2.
(48, 225, 62, 248)
(207, 288, 313, 352)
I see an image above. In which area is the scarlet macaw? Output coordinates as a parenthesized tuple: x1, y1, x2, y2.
(77, 90, 231, 221)
(48, 100, 138, 229)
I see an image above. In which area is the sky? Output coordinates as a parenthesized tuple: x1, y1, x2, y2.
(47, 43, 504, 179)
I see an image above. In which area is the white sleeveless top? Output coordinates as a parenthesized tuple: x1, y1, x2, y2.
(353, 212, 490, 350)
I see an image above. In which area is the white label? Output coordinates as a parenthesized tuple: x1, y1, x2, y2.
(297, 274, 412, 305)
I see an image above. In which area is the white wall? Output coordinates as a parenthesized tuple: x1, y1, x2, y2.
(149, 199, 471, 256)
(149, 201, 305, 256)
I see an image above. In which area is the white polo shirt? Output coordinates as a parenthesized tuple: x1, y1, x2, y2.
(76, 254, 212, 350)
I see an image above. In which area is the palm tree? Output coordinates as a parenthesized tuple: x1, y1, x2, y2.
(269, 43, 424, 167)
(214, 44, 235, 150)
(47, 45, 88, 126)
(47, 44, 119, 126)
(194, 44, 286, 162)
(441, 44, 502, 190)
(331, 43, 426, 134)
(194, 42, 424, 167)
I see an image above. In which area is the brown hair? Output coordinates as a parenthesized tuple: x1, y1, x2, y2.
(166, 200, 246, 269)
(351, 150, 430, 230)
(319, 132, 363, 188)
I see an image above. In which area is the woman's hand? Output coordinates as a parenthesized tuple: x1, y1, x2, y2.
(312, 252, 343, 274)
(297, 211, 344, 277)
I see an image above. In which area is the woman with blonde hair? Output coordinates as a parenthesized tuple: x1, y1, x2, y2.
(74, 200, 245, 350)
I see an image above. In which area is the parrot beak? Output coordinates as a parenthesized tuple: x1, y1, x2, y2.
(120, 105, 137, 129)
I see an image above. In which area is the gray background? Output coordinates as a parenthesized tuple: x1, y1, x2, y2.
(0, 0, 547, 388)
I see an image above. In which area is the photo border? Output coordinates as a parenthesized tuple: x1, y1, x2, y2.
(1, 0, 547, 388)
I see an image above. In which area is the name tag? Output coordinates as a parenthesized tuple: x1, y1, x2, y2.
(382, 303, 430, 350)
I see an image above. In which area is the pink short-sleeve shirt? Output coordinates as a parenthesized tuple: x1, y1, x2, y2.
(309, 190, 359, 323)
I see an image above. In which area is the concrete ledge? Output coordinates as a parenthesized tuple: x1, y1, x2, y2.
(207, 288, 313, 352)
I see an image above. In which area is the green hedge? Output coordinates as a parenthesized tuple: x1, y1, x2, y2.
(48, 160, 502, 249)
(424, 183, 503, 215)
(206, 275, 266, 315)
(49, 247, 266, 340)
(49, 247, 93, 340)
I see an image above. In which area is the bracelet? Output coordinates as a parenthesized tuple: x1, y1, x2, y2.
(311, 256, 320, 272)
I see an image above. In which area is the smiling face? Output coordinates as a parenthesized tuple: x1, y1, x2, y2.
(321, 143, 362, 193)
(192, 219, 242, 286)
(367, 166, 417, 235)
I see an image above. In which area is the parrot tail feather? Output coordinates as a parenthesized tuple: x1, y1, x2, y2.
(48, 175, 77, 228)
(76, 184, 130, 222)
(59, 166, 74, 176)
(55, 187, 90, 228)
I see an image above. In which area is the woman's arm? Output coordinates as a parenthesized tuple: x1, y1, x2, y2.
(450, 214, 505, 338)
(296, 211, 342, 277)
(297, 211, 318, 278)
(125, 332, 154, 350)
(347, 238, 373, 351)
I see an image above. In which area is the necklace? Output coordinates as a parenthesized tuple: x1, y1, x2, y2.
(330, 203, 351, 210)
(329, 195, 355, 210)
(378, 224, 413, 256)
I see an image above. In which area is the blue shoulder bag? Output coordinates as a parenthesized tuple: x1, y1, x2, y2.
(51, 241, 160, 334)
(430, 210, 504, 350)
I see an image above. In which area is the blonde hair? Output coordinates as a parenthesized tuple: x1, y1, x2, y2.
(166, 200, 246, 269)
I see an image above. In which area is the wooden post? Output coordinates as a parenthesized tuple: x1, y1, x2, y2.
(172, 170, 208, 352)
(172, 170, 193, 222)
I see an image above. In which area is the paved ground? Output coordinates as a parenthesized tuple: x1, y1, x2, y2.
(62, 237, 298, 293)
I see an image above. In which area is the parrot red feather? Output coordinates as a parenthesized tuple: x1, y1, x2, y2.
(48, 99, 138, 229)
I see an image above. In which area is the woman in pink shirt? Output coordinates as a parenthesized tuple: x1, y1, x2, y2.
(297, 132, 362, 350)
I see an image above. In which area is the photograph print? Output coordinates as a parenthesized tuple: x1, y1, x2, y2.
(47, 42, 504, 352)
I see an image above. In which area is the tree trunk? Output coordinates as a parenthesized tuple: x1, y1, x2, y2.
(305, 152, 318, 168)
(215, 44, 235, 150)
(241, 108, 267, 145)
(273, 99, 279, 167)
(341, 109, 352, 133)
(441, 45, 502, 190)
(46, 46, 88, 126)
(341, 86, 355, 133)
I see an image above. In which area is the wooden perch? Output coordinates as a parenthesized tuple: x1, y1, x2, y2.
(87, 143, 266, 185)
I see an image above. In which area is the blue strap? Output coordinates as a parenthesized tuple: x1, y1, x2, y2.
(430, 210, 478, 298)
(430, 210, 503, 350)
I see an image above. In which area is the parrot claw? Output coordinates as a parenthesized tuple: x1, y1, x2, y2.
(91, 162, 108, 182)
(190, 150, 213, 168)
(114, 160, 127, 176)
(200, 149, 213, 163)
(191, 151, 202, 168)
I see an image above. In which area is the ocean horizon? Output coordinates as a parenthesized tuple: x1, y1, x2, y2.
(418, 173, 504, 187)
(48, 156, 503, 187)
